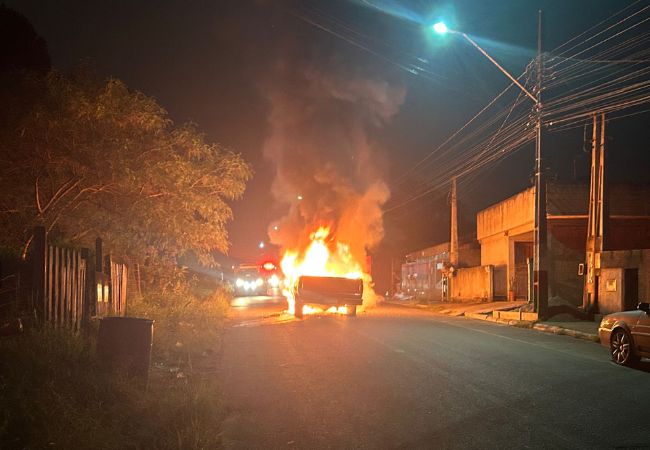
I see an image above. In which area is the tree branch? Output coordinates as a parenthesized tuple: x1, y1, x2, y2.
(35, 177, 43, 214)
(40, 178, 83, 215)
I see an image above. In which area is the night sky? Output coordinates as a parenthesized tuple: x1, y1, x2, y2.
(8, 0, 649, 265)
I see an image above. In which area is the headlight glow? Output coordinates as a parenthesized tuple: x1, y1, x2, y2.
(256, 278, 263, 287)
(235, 278, 244, 287)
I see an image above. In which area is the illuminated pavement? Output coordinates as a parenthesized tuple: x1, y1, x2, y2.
(219, 297, 650, 449)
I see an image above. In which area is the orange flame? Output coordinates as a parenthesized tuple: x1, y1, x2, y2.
(280, 226, 374, 316)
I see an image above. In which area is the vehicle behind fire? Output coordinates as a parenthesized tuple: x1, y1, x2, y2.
(233, 262, 283, 297)
(233, 265, 265, 296)
(293, 275, 363, 318)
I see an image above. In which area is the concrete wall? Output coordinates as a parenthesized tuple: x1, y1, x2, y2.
(601, 249, 650, 307)
(477, 189, 534, 297)
(477, 188, 534, 242)
(480, 234, 509, 267)
(547, 218, 586, 306)
(607, 218, 650, 250)
(546, 220, 650, 307)
(599, 268, 624, 315)
(451, 265, 493, 302)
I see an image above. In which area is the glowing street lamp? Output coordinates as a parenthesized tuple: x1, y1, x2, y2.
(431, 21, 536, 103)
(432, 21, 448, 35)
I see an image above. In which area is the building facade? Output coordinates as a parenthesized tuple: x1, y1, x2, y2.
(476, 183, 650, 311)
(401, 241, 480, 301)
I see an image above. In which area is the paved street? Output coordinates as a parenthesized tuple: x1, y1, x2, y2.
(219, 297, 650, 449)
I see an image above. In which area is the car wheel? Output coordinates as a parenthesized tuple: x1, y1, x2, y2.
(610, 328, 639, 366)
(294, 300, 303, 319)
(347, 305, 357, 317)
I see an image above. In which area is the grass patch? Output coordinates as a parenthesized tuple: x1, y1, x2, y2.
(0, 288, 230, 449)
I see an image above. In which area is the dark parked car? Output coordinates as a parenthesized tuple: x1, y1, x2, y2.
(598, 302, 650, 366)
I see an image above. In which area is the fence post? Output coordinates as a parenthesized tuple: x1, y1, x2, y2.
(123, 264, 128, 317)
(95, 238, 103, 316)
(81, 247, 93, 329)
(95, 238, 103, 273)
(32, 226, 47, 323)
(105, 254, 112, 315)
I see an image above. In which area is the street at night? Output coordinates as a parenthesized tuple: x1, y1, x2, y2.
(220, 298, 650, 449)
(2, 1, 650, 448)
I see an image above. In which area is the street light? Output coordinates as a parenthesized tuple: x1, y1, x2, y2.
(430, 23, 536, 104)
(432, 21, 448, 35)
(431, 14, 547, 317)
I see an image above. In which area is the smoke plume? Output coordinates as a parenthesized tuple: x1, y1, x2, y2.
(263, 61, 405, 274)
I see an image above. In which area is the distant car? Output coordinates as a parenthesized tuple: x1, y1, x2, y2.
(233, 266, 266, 296)
(598, 302, 650, 366)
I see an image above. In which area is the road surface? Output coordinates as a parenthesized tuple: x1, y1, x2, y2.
(218, 296, 650, 449)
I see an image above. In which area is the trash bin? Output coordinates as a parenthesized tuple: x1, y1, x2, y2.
(97, 317, 154, 387)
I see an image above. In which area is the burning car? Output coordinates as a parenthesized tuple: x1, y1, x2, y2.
(278, 226, 376, 318)
(293, 275, 363, 319)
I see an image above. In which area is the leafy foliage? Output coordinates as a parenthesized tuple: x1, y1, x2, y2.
(0, 71, 252, 288)
(0, 289, 229, 449)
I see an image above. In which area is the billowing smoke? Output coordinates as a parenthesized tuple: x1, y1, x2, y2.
(263, 61, 405, 282)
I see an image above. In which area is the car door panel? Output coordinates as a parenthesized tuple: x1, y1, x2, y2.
(632, 311, 650, 355)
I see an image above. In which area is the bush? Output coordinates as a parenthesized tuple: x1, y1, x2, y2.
(0, 288, 230, 449)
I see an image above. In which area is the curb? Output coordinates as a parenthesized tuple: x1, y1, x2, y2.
(386, 301, 601, 343)
(383, 301, 434, 310)
(465, 312, 533, 328)
(532, 323, 600, 342)
(464, 312, 599, 342)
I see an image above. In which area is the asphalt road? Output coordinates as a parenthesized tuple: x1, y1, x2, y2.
(219, 296, 650, 449)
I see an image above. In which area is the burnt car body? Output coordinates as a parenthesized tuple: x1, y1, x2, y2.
(598, 302, 650, 366)
(293, 275, 363, 319)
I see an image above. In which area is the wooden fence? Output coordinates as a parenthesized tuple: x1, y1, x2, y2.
(96, 254, 128, 318)
(32, 227, 128, 331)
(44, 245, 88, 331)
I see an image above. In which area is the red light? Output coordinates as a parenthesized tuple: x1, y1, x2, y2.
(262, 262, 276, 271)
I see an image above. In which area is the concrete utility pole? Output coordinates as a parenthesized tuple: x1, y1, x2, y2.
(533, 10, 548, 318)
(583, 113, 607, 312)
(450, 176, 459, 267)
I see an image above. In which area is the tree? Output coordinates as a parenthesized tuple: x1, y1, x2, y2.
(0, 72, 252, 290)
(0, 4, 51, 74)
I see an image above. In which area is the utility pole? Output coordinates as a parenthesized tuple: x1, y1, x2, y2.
(533, 10, 548, 318)
(436, 13, 547, 313)
(390, 257, 395, 297)
(450, 176, 459, 267)
(583, 113, 606, 312)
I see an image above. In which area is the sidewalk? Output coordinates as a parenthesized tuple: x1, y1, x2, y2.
(385, 298, 601, 343)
